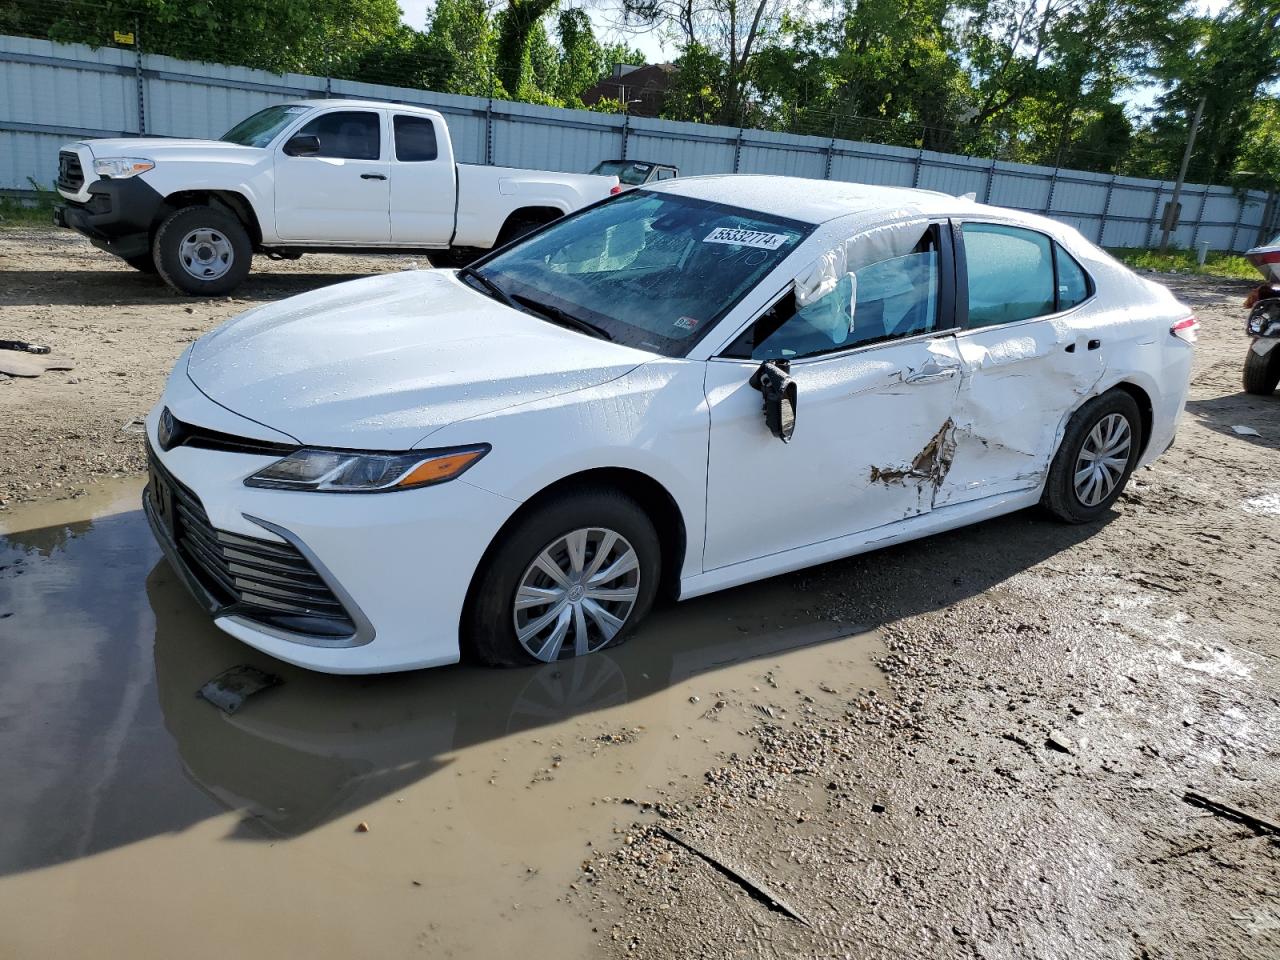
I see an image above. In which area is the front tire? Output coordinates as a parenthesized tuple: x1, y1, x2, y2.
(465, 489, 661, 667)
(1243, 345, 1280, 396)
(123, 253, 158, 274)
(153, 205, 252, 296)
(1042, 391, 1143, 523)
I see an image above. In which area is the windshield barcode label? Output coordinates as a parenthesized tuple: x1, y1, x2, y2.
(703, 227, 790, 250)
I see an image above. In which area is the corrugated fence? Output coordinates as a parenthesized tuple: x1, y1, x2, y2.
(2, 33, 1276, 252)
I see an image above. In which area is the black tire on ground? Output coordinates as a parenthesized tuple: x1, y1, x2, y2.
(1242, 345, 1280, 396)
(1042, 390, 1143, 524)
(152, 205, 252, 296)
(426, 247, 482, 269)
(123, 254, 158, 274)
(465, 488, 661, 667)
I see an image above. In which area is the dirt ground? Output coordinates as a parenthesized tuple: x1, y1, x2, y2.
(0, 225, 415, 507)
(1, 225, 1278, 958)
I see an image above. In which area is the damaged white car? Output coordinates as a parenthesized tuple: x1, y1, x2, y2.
(145, 176, 1196, 673)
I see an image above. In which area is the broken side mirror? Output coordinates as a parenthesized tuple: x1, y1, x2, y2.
(749, 359, 797, 443)
(284, 134, 321, 157)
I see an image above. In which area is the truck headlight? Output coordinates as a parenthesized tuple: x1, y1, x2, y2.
(244, 445, 490, 493)
(93, 157, 154, 178)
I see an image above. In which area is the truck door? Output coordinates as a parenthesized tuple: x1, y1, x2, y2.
(274, 108, 391, 243)
(388, 113, 457, 245)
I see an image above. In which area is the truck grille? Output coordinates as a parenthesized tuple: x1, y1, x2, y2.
(57, 150, 84, 192)
(148, 448, 356, 639)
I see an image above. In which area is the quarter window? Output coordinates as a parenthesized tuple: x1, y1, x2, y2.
(394, 115, 438, 162)
(293, 111, 381, 161)
(1055, 244, 1091, 310)
(961, 224, 1055, 327)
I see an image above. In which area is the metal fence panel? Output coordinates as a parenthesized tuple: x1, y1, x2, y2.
(2, 32, 1275, 252)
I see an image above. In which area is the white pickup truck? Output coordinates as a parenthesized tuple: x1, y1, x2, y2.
(54, 99, 620, 295)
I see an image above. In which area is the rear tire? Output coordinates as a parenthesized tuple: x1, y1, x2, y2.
(1242, 345, 1280, 396)
(153, 205, 252, 297)
(495, 215, 553, 248)
(465, 489, 661, 667)
(124, 253, 158, 274)
(1042, 391, 1143, 524)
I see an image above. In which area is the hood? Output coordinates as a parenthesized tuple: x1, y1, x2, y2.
(82, 137, 265, 163)
(186, 271, 651, 449)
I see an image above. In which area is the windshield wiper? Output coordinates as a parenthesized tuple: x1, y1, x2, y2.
(458, 266, 516, 309)
(510, 293, 614, 341)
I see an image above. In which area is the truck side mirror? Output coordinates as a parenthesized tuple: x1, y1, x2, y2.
(749, 359, 797, 443)
(284, 134, 321, 157)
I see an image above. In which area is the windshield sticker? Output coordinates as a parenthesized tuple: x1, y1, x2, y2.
(704, 227, 791, 250)
(673, 316, 699, 331)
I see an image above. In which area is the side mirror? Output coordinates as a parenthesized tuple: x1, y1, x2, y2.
(749, 359, 797, 443)
(283, 134, 321, 157)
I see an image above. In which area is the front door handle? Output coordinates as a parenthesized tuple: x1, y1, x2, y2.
(904, 360, 961, 384)
(360, 173, 387, 181)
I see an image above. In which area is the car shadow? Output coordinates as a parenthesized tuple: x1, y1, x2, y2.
(1185, 392, 1280, 451)
(0, 500, 1104, 877)
(0, 267, 402, 307)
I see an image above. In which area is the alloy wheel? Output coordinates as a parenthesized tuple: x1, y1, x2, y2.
(1073, 412, 1132, 507)
(512, 527, 640, 662)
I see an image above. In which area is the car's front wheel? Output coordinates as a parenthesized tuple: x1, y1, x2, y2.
(153, 205, 252, 296)
(1042, 390, 1143, 523)
(466, 489, 661, 667)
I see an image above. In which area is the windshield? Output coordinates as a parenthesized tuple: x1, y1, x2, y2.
(591, 160, 654, 185)
(472, 190, 811, 356)
(220, 105, 310, 147)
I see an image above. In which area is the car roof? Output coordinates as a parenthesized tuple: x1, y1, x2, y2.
(285, 99, 443, 118)
(647, 174, 972, 226)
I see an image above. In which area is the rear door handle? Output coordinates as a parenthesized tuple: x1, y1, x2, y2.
(360, 173, 387, 181)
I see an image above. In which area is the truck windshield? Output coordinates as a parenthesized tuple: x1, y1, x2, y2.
(220, 105, 310, 148)
(471, 190, 811, 357)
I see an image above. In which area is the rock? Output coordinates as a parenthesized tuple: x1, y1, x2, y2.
(1045, 732, 1074, 755)
(355, 820, 370, 832)
(871, 802, 886, 814)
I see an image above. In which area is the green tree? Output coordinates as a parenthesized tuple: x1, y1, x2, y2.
(495, 0, 560, 98)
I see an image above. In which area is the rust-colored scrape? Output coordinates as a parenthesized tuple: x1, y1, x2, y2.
(869, 418, 957, 489)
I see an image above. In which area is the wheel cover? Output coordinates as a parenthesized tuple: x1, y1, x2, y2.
(512, 527, 641, 662)
(178, 227, 234, 281)
(1073, 412, 1132, 507)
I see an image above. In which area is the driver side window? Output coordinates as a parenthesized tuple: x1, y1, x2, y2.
(726, 227, 941, 361)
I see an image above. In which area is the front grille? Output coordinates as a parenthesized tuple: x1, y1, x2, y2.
(148, 448, 356, 639)
(57, 150, 83, 192)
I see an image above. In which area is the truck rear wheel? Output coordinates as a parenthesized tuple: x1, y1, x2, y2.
(153, 205, 252, 297)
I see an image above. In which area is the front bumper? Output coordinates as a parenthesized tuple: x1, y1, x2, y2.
(55, 175, 164, 260)
(143, 405, 519, 674)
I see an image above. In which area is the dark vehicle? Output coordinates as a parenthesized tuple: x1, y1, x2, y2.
(1244, 282, 1280, 395)
(589, 159, 678, 188)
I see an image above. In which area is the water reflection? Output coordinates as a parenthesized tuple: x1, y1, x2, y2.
(0, 502, 860, 875)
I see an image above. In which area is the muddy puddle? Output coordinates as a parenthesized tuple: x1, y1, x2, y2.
(0, 480, 882, 958)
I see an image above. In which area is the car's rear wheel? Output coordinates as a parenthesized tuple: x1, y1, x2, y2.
(153, 205, 252, 296)
(466, 489, 661, 667)
(1042, 390, 1143, 523)
(1242, 345, 1280, 395)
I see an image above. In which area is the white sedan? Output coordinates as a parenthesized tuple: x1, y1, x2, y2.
(145, 176, 1196, 673)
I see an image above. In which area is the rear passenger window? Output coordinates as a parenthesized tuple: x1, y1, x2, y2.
(961, 224, 1055, 327)
(1055, 244, 1091, 310)
(294, 111, 381, 161)
(394, 115, 438, 162)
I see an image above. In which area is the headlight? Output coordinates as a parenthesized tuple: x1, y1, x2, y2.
(93, 157, 154, 179)
(244, 445, 490, 493)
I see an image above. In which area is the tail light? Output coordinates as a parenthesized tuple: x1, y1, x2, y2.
(609, 184, 623, 195)
(1171, 316, 1199, 344)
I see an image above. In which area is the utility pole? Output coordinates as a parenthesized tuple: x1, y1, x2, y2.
(1160, 95, 1206, 253)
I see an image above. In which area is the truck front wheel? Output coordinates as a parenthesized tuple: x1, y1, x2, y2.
(153, 205, 252, 296)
